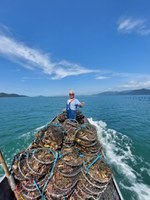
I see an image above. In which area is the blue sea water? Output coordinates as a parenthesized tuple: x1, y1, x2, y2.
(0, 95, 150, 200)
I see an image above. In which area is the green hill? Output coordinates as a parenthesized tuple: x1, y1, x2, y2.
(0, 92, 28, 97)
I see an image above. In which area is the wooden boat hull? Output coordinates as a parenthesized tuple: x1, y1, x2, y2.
(0, 176, 15, 200)
(0, 112, 124, 200)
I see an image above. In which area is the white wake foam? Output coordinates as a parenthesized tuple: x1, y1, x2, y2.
(88, 118, 150, 200)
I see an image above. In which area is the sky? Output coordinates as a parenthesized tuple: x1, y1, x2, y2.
(0, 0, 150, 96)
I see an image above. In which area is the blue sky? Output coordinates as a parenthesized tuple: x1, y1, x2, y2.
(0, 0, 150, 96)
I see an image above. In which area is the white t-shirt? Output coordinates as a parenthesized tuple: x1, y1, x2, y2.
(67, 98, 81, 110)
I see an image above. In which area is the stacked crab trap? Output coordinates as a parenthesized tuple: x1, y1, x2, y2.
(11, 112, 112, 200)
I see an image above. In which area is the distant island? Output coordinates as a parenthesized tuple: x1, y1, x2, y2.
(97, 88, 150, 95)
(0, 92, 28, 97)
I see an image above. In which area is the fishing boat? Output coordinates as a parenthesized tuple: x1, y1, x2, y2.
(0, 111, 124, 200)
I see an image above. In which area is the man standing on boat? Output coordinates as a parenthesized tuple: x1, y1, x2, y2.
(66, 90, 84, 120)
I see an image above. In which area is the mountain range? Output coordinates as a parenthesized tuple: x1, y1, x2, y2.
(97, 88, 150, 95)
(1, 88, 150, 97)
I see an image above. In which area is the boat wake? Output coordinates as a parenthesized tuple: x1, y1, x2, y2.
(88, 118, 150, 200)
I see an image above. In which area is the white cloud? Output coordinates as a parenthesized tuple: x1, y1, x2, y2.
(95, 70, 135, 80)
(51, 60, 94, 79)
(117, 17, 150, 36)
(96, 76, 109, 80)
(0, 34, 95, 79)
(113, 72, 150, 89)
(97, 70, 150, 80)
(139, 28, 150, 36)
(95, 70, 150, 90)
(118, 18, 144, 32)
(122, 80, 150, 89)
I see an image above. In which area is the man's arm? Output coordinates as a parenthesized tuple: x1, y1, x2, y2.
(79, 102, 85, 107)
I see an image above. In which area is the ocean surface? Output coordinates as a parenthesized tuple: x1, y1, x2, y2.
(0, 95, 150, 200)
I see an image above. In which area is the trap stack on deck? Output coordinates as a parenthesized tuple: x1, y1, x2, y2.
(11, 112, 112, 200)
